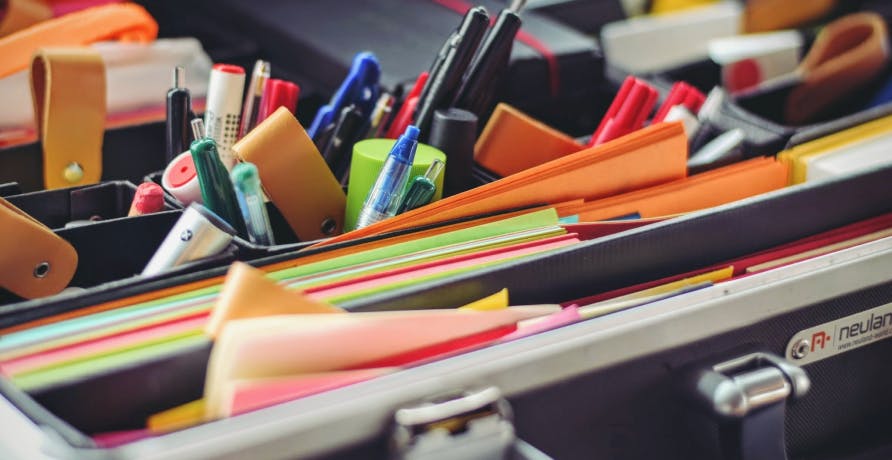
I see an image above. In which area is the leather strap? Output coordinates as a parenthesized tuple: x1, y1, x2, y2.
(785, 12, 890, 125)
(0, 197, 77, 299)
(744, 0, 837, 33)
(30, 47, 106, 189)
(0, 3, 157, 78)
(719, 402, 788, 460)
(233, 106, 347, 241)
(0, 0, 52, 37)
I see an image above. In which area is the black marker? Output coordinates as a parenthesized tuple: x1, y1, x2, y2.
(165, 66, 192, 164)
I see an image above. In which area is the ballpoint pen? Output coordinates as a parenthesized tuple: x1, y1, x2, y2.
(204, 64, 246, 169)
(452, 2, 523, 120)
(165, 66, 191, 164)
(307, 52, 381, 143)
(230, 162, 275, 246)
(189, 118, 248, 238)
(238, 60, 271, 139)
(413, 6, 489, 138)
(396, 159, 444, 214)
(321, 104, 366, 184)
(366, 92, 395, 139)
(355, 125, 420, 229)
(386, 72, 428, 139)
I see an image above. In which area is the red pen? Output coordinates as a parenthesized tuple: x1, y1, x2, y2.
(590, 77, 658, 146)
(652, 81, 706, 123)
(128, 182, 166, 217)
(257, 79, 300, 125)
(386, 72, 429, 139)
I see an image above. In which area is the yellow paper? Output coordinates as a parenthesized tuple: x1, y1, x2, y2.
(459, 289, 509, 311)
(147, 399, 205, 434)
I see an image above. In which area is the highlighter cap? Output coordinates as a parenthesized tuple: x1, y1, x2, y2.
(230, 162, 261, 192)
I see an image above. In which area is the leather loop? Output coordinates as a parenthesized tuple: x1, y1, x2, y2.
(785, 13, 890, 125)
(0, 0, 52, 37)
(0, 3, 157, 78)
(0, 197, 77, 299)
(30, 47, 106, 189)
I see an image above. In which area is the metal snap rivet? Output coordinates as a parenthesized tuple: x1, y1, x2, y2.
(791, 339, 810, 360)
(320, 217, 337, 235)
(63, 162, 84, 183)
(33, 262, 51, 278)
(180, 229, 194, 242)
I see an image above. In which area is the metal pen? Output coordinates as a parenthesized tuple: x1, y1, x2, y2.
(238, 59, 270, 139)
(355, 125, 420, 229)
(230, 162, 275, 246)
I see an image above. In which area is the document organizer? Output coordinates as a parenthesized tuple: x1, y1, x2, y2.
(0, 163, 888, 460)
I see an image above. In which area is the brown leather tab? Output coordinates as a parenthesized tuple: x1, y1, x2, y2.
(30, 47, 106, 189)
(0, 0, 52, 37)
(0, 197, 77, 299)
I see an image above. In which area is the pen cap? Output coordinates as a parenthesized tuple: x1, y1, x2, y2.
(161, 151, 202, 205)
(141, 203, 235, 277)
(428, 108, 477, 197)
(346, 139, 446, 230)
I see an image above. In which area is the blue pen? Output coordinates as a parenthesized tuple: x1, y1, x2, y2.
(355, 125, 420, 229)
(307, 52, 381, 142)
(230, 162, 275, 246)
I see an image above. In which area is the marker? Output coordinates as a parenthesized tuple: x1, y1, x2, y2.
(427, 108, 477, 196)
(161, 151, 202, 205)
(141, 203, 235, 277)
(165, 66, 191, 164)
(257, 78, 300, 124)
(128, 182, 166, 216)
(386, 72, 428, 139)
(204, 63, 246, 169)
(414, 6, 489, 138)
(189, 118, 248, 238)
(396, 159, 444, 214)
(355, 125, 420, 229)
(238, 60, 271, 139)
(230, 162, 275, 246)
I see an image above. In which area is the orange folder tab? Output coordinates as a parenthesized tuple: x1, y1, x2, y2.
(475, 103, 583, 177)
(569, 157, 789, 222)
(316, 121, 689, 247)
(0, 3, 158, 78)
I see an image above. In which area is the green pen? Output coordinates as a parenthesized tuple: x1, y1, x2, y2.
(231, 162, 275, 246)
(396, 159, 445, 214)
(189, 119, 248, 239)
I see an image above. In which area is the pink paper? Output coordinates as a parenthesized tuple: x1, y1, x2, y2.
(92, 429, 153, 448)
(499, 305, 580, 341)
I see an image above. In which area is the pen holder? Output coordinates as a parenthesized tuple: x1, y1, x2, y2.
(4, 181, 179, 230)
(345, 140, 447, 231)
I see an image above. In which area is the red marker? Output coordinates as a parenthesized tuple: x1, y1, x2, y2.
(652, 81, 706, 123)
(386, 72, 429, 139)
(128, 182, 166, 217)
(590, 76, 658, 146)
(257, 79, 300, 125)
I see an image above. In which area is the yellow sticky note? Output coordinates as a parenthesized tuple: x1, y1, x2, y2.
(147, 399, 206, 434)
(459, 289, 509, 311)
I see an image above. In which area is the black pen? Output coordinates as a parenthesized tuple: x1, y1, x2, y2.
(322, 104, 366, 184)
(452, 3, 523, 119)
(165, 66, 192, 164)
(413, 6, 489, 139)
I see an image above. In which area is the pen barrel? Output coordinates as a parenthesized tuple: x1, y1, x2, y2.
(355, 156, 413, 229)
(396, 177, 436, 214)
(205, 64, 246, 169)
(190, 138, 249, 238)
(428, 109, 477, 197)
(142, 204, 235, 277)
(166, 88, 192, 164)
(452, 10, 521, 119)
(414, 7, 489, 138)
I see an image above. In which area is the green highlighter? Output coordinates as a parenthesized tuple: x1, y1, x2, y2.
(189, 119, 248, 239)
(396, 159, 445, 214)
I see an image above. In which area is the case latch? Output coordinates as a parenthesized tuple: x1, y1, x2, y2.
(390, 386, 551, 460)
(687, 352, 811, 460)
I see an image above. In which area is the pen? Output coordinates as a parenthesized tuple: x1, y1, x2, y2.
(355, 125, 420, 229)
(396, 159, 444, 214)
(230, 162, 275, 246)
(366, 92, 395, 139)
(204, 64, 246, 169)
(413, 6, 489, 138)
(238, 59, 271, 139)
(141, 203, 236, 277)
(386, 72, 429, 139)
(307, 52, 381, 143)
(189, 118, 248, 238)
(165, 66, 191, 164)
(322, 104, 367, 185)
(452, 4, 523, 120)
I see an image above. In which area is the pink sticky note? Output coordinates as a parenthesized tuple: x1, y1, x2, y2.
(499, 305, 580, 341)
